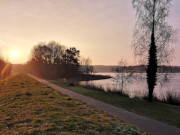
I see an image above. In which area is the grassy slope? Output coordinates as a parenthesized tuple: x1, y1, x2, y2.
(0, 74, 149, 135)
(50, 81, 180, 128)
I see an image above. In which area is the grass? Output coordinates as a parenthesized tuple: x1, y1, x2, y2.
(0, 74, 149, 135)
(80, 82, 180, 106)
(79, 83, 129, 97)
(50, 80, 180, 128)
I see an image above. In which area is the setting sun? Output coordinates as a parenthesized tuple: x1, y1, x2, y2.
(11, 50, 19, 58)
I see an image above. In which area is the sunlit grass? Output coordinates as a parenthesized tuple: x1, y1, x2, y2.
(0, 74, 149, 135)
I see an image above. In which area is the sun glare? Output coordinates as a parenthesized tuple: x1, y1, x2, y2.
(11, 50, 19, 57)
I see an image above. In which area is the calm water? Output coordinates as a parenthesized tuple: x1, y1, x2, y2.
(81, 73, 180, 99)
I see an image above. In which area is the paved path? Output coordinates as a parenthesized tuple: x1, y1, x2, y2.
(30, 75, 180, 135)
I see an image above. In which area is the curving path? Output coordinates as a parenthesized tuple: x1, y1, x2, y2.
(30, 75, 180, 135)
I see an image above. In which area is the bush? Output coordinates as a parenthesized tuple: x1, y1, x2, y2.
(68, 83, 75, 87)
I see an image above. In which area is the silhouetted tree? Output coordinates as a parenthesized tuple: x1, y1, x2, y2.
(132, 0, 176, 101)
(28, 41, 81, 79)
(28, 43, 51, 77)
(61, 47, 81, 78)
(28, 42, 65, 78)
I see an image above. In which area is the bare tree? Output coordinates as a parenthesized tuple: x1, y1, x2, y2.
(132, 0, 176, 101)
(113, 58, 136, 93)
(80, 57, 94, 74)
(46, 41, 66, 64)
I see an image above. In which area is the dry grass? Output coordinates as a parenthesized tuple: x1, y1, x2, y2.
(0, 74, 149, 135)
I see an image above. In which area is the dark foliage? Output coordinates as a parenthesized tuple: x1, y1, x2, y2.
(147, 27, 158, 102)
(77, 74, 111, 81)
(164, 92, 180, 106)
(143, 92, 180, 106)
(61, 47, 81, 78)
(27, 41, 81, 79)
(68, 83, 75, 87)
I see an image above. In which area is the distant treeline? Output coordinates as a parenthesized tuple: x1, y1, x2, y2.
(0, 57, 12, 79)
(94, 65, 180, 73)
(12, 64, 110, 81)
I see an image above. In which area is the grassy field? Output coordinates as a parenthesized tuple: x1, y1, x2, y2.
(50, 81, 180, 128)
(0, 74, 149, 135)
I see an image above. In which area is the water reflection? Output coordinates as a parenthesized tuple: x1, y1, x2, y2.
(80, 73, 180, 99)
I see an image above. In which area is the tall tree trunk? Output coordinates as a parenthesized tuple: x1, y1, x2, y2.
(147, 0, 158, 102)
(147, 29, 157, 102)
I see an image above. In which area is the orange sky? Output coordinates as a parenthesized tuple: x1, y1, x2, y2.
(0, 0, 179, 65)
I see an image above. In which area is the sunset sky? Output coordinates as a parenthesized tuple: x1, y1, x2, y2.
(0, 0, 179, 65)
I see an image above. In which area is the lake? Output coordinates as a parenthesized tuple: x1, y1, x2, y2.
(80, 73, 180, 99)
